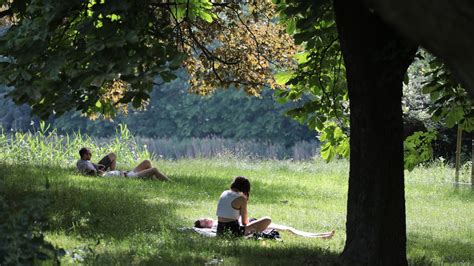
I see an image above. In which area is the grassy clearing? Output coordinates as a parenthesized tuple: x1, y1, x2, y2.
(1, 157, 473, 265)
(0, 127, 473, 265)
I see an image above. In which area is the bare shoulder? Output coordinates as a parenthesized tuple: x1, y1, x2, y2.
(231, 195, 247, 209)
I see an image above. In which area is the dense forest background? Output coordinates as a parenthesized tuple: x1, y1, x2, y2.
(0, 70, 319, 159)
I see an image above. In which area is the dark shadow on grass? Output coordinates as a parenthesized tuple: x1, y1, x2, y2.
(408, 232, 474, 265)
(1, 164, 185, 240)
(93, 232, 341, 265)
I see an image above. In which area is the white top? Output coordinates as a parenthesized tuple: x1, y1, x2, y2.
(216, 190, 242, 220)
(76, 159, 96, 175)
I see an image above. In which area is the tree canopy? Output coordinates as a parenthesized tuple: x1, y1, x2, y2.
(0, 0, 295, 119)
(273, 0, 473, 166)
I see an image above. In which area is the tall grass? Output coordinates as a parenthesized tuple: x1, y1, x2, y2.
(136, 137, 319, 160)
(0, 122, 150, 169)
(1, 122, 320, 162)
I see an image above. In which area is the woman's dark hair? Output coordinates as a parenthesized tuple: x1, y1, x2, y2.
(230, 176, 251, 197)
(79, 147, 90, 157)
(194, 220, 202, 228)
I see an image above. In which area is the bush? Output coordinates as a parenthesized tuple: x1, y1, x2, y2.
(0, 188, 64, 265)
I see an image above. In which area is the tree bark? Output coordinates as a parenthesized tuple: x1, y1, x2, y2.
(471, 137, 474, 188)
(333, 1, 417, 264)
(455, 126, 462, 185)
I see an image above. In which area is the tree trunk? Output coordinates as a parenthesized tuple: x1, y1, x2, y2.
(471, 137, 474, 188)
(455, 126, 462, 186)
(333, 1, 417, 264)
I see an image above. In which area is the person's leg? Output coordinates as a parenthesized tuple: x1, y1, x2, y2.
(135, 167, 170, 181)
(132, 160, 152, 172)
(217, 220, 241, 237)
(244, 217, 272, 235)
(97, 152, 116, 170)
(267, 223, 336, 238)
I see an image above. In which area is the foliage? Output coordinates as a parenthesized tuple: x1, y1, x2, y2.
(129, 76, 315, 146)
(402, 50, 472, 164)
(0, 0, 296, 119)
(180, 2, 297, 95)
(0, 0, 181, 119)
(403, 131, 437, 171)
(402, 51, 432, 129)
(273, 0, 470, 168)
(272, 1, 349, 162)
(318, 121, 349, 162)
(0, 80, 318, 147)
(0, 187, 64, 264)
(1, 122, 319, 162)
(419, 53, 474, 132)
(274, 0, 347, 131)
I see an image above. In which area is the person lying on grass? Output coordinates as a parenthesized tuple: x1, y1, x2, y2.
(194, 218, 335, 239)
(76, 147, 169, 181)
(214, 176, 273, 237)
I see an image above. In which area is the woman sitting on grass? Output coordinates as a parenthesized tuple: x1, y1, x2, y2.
(215, 176, 272, 237)
(76, 147, 169, 181)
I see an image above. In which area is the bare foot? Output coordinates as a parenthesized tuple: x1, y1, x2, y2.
(321, 230, 335, 239)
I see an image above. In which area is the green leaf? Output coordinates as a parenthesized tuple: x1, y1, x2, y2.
(171, 6, 186, 21)
(199, 11, 213, 23)
(274, 71, 294, 86)
(286, 19, 296, 34)
(333, 126, 343, 139)
(335, 137, 350, 158)
(445, 106, 464, 128)
(404, 130, 437, 171)
(160, 72, 177, 82)
(294, 52, 308, 64)
(320, 142, 335, 162)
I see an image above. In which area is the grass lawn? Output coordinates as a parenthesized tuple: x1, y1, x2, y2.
(1, 158, 473, 265)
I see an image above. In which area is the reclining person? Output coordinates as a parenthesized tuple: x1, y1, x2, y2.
(194, 217, 335, 238)
(76, 147, 170, 181)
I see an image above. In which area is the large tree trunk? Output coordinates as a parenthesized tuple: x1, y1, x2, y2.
(333, 1, 417, 264)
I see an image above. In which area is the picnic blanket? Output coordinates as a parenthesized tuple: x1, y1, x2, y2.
(177, 227, 276, 238)
(178, 225, 334, 239)
(178, 227, 217, 237)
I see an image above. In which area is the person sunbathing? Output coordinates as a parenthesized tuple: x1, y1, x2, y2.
(194, 218, 335, 239)
(76, 147, 169, 181)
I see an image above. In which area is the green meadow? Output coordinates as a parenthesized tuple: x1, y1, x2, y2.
(1, 128, 473, 265)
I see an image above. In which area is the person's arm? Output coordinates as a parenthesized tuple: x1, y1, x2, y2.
(84, 161, 99, 175)
(92, 163, 105, 171)
(239, 197, 249, 226)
